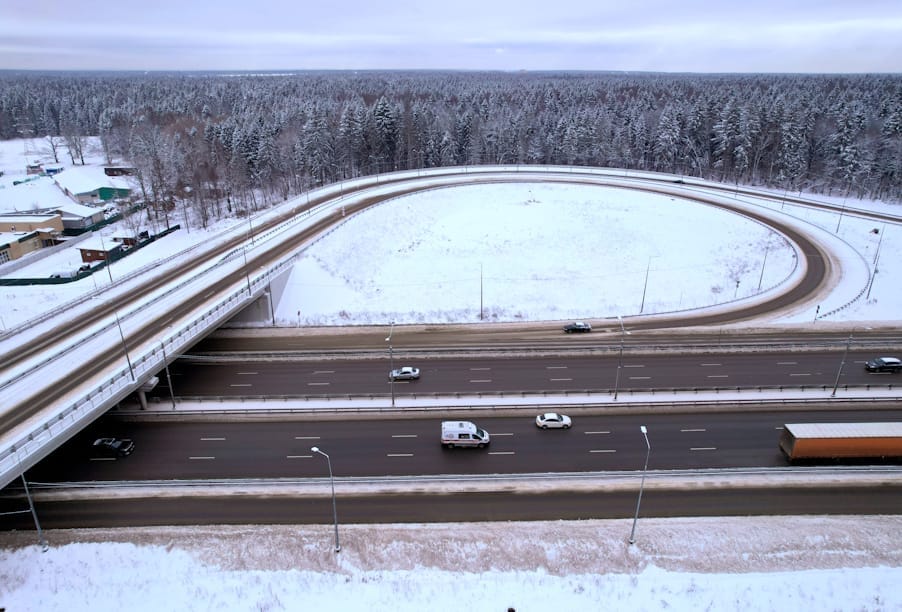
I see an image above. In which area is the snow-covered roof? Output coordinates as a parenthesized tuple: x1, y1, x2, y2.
(53, 201, 104, 218)
(52, 165, 132, 195)
(76, 237, 122, 252)
(0, 213, 60, 223)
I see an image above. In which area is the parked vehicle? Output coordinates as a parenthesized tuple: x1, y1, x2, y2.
(536, 412, 572, 429)
(92, 437, 135, 457)
(864, 357, 902, 373)
(389, 366, 420, 381)
(779, 422, 902, 462)
(563, 321, 592, 333)
(441, 421, 490, 448)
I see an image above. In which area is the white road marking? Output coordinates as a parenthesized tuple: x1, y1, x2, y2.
(200, 437, 226, 441)
(470, 367, 491, 371)
(550, 378, 572, 382)
(307, 382, 330, 386)
(789, 373, 811, 377)
(287, 455, 313, 459)
(89, 457, 116, 462)
(392, 434, 418, 438)
(488, 451, 515, 455)
(777, 361, 798, 365)
(680, 429, 706, 433)
(690, 447, 717, 451)
(313, 370, 335, 374)
(546, 366, 568, 369)
(469, 379, 492, 383)
(707, 374, 729, 378)
(700, 363, 722, 367)
(491, 432, 514, 436)
(387, 453, 414, 457)
(189, 456, 216, 460)
(237, 371, 257, 375)
(589, 449, 616, 453)
(585, 431, 610, 435)
(624, 364, 645, 368)
(629, 376, 651, 380)
(230, 383, 252, 387)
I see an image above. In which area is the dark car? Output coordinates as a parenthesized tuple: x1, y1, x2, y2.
(93, 437, 135, 457)
(563, 321, 592, 333)
(864, 357, 902, 373)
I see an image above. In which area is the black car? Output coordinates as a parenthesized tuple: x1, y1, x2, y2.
(563, 321, 592, 333)
(864, 357, 902, 373)
(93, 437, 135, 457)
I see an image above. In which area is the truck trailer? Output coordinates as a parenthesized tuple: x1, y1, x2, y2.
(779, 422, 902, 462)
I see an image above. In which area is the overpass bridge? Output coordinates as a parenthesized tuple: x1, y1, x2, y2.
(0, 165, 884, 490)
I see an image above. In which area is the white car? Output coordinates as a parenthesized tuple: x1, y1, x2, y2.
(389, 366, 420, 381)
(536, 412, 572, 429)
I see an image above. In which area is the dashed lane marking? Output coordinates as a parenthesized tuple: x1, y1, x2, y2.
(690, 447, 717, 451)
(294, 436, 320, 440)
(488, 451, 515, 455)
(589, 449, 616, 453)
(585, 431, 611, 435)
(189, 456, 216, 460)
(680, 429, 706, 433)
(392, 434, 418, 438)
(387, 453, 414, 457)
(287, 455, 313, 459)
(230, 383, 252, 387)
(200, 437, 226, 441)
(469, 379, 492, 383)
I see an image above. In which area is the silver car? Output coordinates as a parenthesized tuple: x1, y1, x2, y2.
(389, 366, 420, 381)
(536, 412, 572, 429)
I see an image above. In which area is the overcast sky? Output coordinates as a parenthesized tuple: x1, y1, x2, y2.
(2, 0, 900, 73)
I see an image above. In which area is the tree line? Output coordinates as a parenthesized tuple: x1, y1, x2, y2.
(1, 70, 899, 228)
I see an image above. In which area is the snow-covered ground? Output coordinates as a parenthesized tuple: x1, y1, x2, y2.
(2, 138, 901, 610)
(2, 517, 901, 611)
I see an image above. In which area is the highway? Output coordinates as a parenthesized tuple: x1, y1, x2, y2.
(2, 407, 901, 528)
(158, 350, 901, 399)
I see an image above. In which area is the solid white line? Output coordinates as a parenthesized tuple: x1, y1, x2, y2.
(690, 447, 717, 451)
(589, 449, 616, 453)
(189, 456, 216, 460)
(392, 434, 418, 438)
(200, 437, 226, 441)
(488, 451, 515, 455)
(584, 431, 611, 435)
(294, 436, 320, 440)
(680, 429, 706, 433)
(387, 453, 414, 457)
(286, 455, 313, 459)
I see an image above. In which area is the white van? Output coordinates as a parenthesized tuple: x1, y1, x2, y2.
(441, 421, 490, 448)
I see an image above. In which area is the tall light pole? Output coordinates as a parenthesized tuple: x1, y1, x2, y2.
(831, 333, 853, 397)
(629, 425, 650, 545)
(613, 315, 630, 401)
(311, 446, 340, 553)
(639, 256, 657, 314)
(385, 321, 395, 407)
(114, 312, 135, 382)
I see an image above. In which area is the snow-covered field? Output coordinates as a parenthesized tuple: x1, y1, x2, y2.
(2, 138, 901, 610)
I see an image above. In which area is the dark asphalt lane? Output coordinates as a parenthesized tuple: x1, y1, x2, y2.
(157, 351, 902, 399)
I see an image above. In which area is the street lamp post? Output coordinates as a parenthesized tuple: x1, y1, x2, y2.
(613, 315, 629, 401)
(385, 321, 395, 407)
(311, 446, 341, 553)
(831, 333, 853, 397)
(628, 425, 651, 545)
(639, 256, 657, 314)
(114, 312, 135, 382)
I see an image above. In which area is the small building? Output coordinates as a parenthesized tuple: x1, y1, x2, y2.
(53, 165, 132, 204)
(0, 231, 43, 264)
(52, 202, 107, 233)
(76, 237, 124, 263)
(0, 213, 64, 234)
(26, 163, 43, 175)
